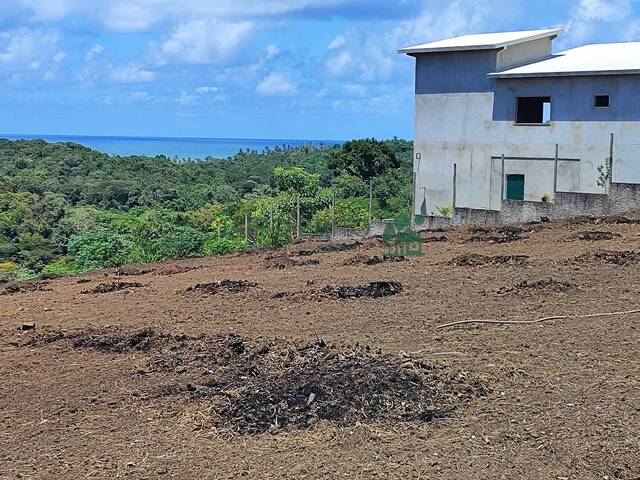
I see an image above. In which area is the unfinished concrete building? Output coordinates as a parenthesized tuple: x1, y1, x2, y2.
(399, 29, 640, 223)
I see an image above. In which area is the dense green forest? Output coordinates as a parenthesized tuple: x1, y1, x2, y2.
(0, 138, 413, 280)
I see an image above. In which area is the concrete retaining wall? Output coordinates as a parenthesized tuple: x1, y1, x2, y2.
(412, 182, 640, 231)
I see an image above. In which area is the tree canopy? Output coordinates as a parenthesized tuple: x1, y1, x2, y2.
(0, 137, 413, 280)
(328, 138, 400, 181)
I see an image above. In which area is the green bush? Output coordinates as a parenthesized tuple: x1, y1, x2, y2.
(151, 226, 206, 260)
(308, 197, 370, 233)
(41, 257, 80, 276)
(203, 237, 249, 256)
(68, 228, 132, 270)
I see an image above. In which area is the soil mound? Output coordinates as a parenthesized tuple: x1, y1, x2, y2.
(450, 254, 529, 267)
(321, 281, 403, 299)
(185, 280, 256, 295)
(81, 282, 144, 294)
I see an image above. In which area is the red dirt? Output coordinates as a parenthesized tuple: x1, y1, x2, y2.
(2, 214, 640, 479)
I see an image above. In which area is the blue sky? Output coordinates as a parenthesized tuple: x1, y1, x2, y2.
(1, 0, 639, 140)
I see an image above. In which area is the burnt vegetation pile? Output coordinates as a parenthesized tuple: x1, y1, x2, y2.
(573, 214, 640, 225)
(265, 256, 320, 270)
(497, 278, 574, 295)
(421, 234, 448, 243)
(449, 253, 529, 267)
(185, 280, 257, 295)
(343, 255, 406, 266)
(81, 281, 144, 294)
(321, 281, 403, 299)
(21, 327, 161, 352)
(467, 226, 526, 244)
(113, 266, 156, 277)
(296, 241, 362, 256)
(574, 250, 640, 266)
(572, 231, 620, 241)
(155, 265, 203, 276)
(21, 329, 487, 435)
(1, 280, 52, 295)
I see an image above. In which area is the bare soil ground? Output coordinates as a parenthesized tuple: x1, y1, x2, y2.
(1, 215, 640, 479)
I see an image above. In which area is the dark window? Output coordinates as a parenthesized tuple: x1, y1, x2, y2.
(516, 96, 551, 124)
(506, 174, 525, 201)
(594, 95, 610, 108)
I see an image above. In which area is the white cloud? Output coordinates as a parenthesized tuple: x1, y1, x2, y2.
(17, 1, 419, 32)
(85, 44, 105, 61)
(256, 72, 296, 95)
(323, 0, 501, 82)
(161, 19, 254, 65)
(0, 29, 62, 72)
(325, 50, 352, 76)
(110, 64, 156, 83)
(328, 34, 346, 50)
(265, 43, 280, 59)
(564, 0, 636, 44)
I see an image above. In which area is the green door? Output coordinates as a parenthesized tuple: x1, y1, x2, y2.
(506, 174, 525, 200)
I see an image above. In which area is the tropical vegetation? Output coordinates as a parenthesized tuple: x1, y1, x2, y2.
(0, 137, 413, 280)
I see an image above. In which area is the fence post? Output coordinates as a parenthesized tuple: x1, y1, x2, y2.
(331, 190, 336, 239)
(244, 214, 248, 242)
(609, 132, 614, 185)
(217, 224, 221, 240)
(411, 171, 416, 228)
(501, 154, 505, 201)
(452, 163, 457, 209)
(296, 194, 301, 240)
(553, 143, 559, 195)
(368, 179, 373, 234)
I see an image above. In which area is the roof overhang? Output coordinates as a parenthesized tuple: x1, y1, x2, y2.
(398, 29, 563, 55)
(489, 69, 640, 78)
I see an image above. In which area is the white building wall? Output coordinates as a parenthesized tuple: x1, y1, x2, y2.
(414, 92, 640, 216)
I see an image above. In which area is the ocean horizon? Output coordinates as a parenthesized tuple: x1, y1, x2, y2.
(0, 133, 345, 160)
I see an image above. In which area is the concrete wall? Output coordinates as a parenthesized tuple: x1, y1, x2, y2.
(493, 75, 640, 122)
(415, 50, 498, 94)
(413, 90, 640, 216)
(412, 182, 640, 230)
(496, 37, 553, 71)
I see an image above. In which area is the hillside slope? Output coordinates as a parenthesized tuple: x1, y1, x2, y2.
(2, 215, 640, 479)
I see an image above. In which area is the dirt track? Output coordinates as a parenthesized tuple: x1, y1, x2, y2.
(1, 216, 640, 479)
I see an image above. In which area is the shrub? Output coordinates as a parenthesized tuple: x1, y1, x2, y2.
(203, 237, 249, 256)
(308, 197, 370, 233)
(41, 257, 80, 276)
(151, 226, 206, 260)
(68, 228, 132, 271)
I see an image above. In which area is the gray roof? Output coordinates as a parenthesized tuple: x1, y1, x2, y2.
(398, 29, 563, 54)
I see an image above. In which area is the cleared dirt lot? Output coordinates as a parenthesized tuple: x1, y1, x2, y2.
(1, 215, 639, 479)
